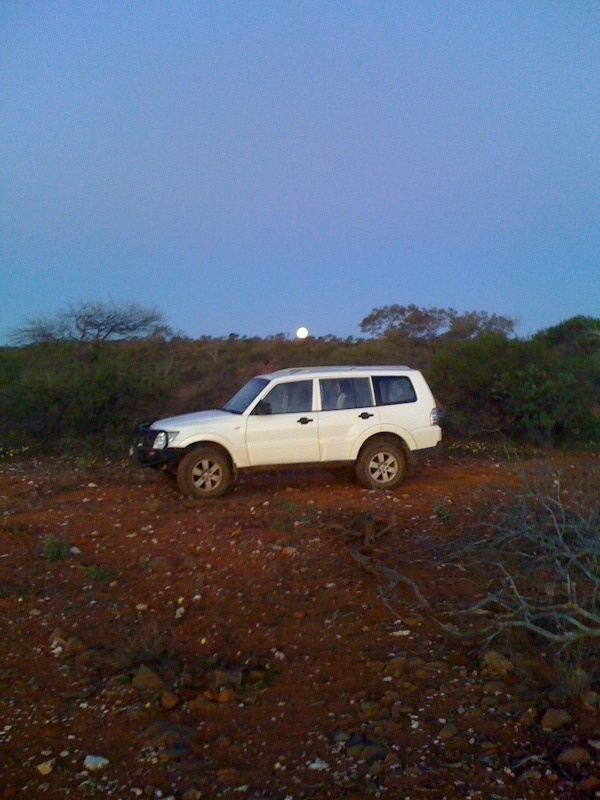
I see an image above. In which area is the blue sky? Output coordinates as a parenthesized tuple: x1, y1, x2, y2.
(1, 1, 598, 342)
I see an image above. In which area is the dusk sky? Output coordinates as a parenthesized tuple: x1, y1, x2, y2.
(1, 1, 598, 342)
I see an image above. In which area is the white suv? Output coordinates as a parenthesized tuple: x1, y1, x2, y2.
(132, 366, 442, 499)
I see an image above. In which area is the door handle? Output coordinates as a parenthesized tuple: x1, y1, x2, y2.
(359, 412, 374, 419)
(297, 417, 314, 425)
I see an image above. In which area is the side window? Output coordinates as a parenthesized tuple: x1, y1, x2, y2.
(373, 376, 417, 406)
(320, 378, 374, 410)
(255, 380, 313, 415)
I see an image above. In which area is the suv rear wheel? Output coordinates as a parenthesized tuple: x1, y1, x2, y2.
(177, 447, 232, 499)
(355, 439, 406, 490)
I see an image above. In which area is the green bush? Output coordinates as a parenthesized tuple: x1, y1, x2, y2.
(429, 331, 600, 446)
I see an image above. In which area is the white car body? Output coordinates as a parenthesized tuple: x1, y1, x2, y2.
(132, 366, 442, 498)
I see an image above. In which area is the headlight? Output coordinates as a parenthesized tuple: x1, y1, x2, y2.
(152, 430, 179, 450)
(153, 431, 168, 450)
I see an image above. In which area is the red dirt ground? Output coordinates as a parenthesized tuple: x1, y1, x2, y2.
(1, 449, 600, 800)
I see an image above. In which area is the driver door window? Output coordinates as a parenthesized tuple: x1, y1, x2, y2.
(255, 380, 313, 414)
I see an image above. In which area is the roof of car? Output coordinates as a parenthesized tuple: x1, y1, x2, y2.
(266, 365, 414, 378)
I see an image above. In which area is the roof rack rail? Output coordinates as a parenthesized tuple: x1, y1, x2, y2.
(270, 365, 412, 376)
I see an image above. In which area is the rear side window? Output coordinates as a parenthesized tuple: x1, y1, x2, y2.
(373, 376, 417, 406)
(320, 378, 374, 410)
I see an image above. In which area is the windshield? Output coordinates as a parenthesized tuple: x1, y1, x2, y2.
(222, 377, 269, 414)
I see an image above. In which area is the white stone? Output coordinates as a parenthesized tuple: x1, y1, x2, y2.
(307, 758, 329, 771)
(83, 755, 109, 771)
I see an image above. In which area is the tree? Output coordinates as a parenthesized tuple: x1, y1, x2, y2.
(446, 310, 515, 341)
(10, 300, 170, 345)
(532, 316, 600, 355)
(360, 304, 451, 339)
(359, 304, 515, 341)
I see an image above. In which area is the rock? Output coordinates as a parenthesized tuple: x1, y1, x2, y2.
(482, 680, 506, 695)
(213, 668, 243, 688)
(582, 690, 600, 709)
(333, 730, 351, 744)
(380, 690, 401, 707)
(347, 743, 365, 758)
(147, 556, 170, 571)
(158, 740, 191, 760)
(540, 708, 573, 731)
(362, 744, 388, 763)
(518, 769, 542, 783)
(64, 636, 87, 656)
(182, 791, 203, 800)
(83, 755, 109, 771)
(579, 776, 600, 790)
(49, 628, 67, 646)
(37, 759, 56, 775)
(347, 731, 365, 747)
(444, 735, 471, 755)
(382, 655, 407, 676)
(216, 686, 235, 703)
(248, 669, 266, 682)
(391, 702, 413, 719)
(438, 723, 458, 740)
(518, 707, 538, 729)
(557, 746, 592, 765)
(482, 650, 514, 677)
(360, 700, 381, 718)
(216, 767, 241, 786)
(139, 721, 196, 746)
(183, 696, 215, 717)
(161, 691, 179, 709)
(132, 664, 164, 691)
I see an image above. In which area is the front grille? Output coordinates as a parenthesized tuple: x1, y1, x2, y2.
(134, 424, 156, 449)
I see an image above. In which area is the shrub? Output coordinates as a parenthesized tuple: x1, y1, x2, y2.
(429, 331, 600, 446)
(436, 464, 600, 681)
(43, 535, 70, 561)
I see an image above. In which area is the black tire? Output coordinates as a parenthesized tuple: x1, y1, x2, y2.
(355, 439, 406, 490)
(176, 447, 232, 499)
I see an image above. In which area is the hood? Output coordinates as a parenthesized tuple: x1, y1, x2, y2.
(151, 409, 233, 430)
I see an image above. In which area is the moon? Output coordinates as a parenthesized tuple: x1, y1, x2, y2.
(296, 326, 309, 339)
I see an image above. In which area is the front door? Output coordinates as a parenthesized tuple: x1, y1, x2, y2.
(245, 379, 319, 466)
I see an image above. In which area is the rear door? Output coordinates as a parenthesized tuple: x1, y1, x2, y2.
(316, 377, 380, 461)
(372, 374, 422, 447)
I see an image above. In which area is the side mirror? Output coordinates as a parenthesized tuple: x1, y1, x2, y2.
(254, 400, 272, 416)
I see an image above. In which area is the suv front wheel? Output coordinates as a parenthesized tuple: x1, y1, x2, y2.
(355, 439, 406, 490)
(177, 447, 232, 499)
